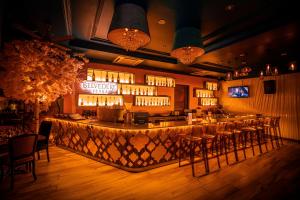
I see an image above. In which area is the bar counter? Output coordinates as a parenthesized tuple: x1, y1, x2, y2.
(48, 118, 202, 172)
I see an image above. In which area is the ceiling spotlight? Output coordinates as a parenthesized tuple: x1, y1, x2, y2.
(225, 4, 236, 11)
(158, 19, 166, 25)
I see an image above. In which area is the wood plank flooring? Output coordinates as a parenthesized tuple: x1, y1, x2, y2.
(1, 142, 300, 200)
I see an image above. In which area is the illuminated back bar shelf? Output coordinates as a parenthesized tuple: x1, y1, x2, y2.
(205, 81, 218, 91)
(194, 89, 214, 98)
(87, 68, 135, 84)
(118, 84, 156, 96)
(78, 94, 123, 106)
(135, 96, 170, 106)
(145, 75, 175, 87)
(199, 98, 218, 106)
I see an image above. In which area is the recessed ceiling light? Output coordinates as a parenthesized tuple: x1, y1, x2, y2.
(225, 4, 236, 11)
(281, 52, 287, 56)
(158, 19, 166, 25)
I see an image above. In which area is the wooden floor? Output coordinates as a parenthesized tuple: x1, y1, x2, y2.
(1, 142, 300, 200)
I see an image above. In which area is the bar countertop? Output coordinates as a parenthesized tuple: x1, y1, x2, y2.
(47, 118, 205, 130)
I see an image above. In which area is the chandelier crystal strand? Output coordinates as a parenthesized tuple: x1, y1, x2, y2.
(109, 28, 150, 51)
(171, 46, 204, 65)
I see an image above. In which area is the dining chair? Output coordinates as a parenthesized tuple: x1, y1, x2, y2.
(8, 134, 38, 189)
(36, 121, 52, 162)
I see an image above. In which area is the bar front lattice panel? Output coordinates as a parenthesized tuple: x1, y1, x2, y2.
(49, 119, 197, 172)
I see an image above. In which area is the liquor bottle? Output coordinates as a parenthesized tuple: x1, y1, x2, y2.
(106, 72, 109, 82)
(96, 97, 99, 106)
(146, 88, 149, 95)
(105, 97, 107, 106)
(92, 69, 96, 81)
(112, 73, 115, 82)
(138, 88, 140, 95)
(120, 85, 123, 95)
(80, 98, 84, 106)
(129, 87, 132, 95)
(117, 73, 120, 83)
(131, 74, 134, 84)
(129, 74, 131, 84)
(146, 76, 148, 85)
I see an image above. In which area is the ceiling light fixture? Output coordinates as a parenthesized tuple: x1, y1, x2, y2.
(289, 63, 296, 71)
(158, 19, 166, 25)
(107, 1, 150, 51)
(171, 27, 205, 65)
(171, 1, 205, 65)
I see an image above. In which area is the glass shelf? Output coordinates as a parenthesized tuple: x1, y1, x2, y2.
(199, 98, 218, 106)
(118, 84, 157, 96)
(87, 68, 135, 84)
(194, 89, 214, 98)
(134, 96, 170, 106)
(78, 94, 123, 107)
(205, 82, 218, 91)
(145, 75, 175, 87)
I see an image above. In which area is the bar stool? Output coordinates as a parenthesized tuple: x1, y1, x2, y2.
(201, 133, 221, 173)
(264, 117, 282, 149)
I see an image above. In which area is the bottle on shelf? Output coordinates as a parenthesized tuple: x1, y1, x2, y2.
(106, 72, 109, 82)
(117, 73, 120, 83)
(80, 98, 84, 106)
(92, 69, 96, 81)
(112, 73, 115, 82)
(96, 97, 99, 106)
(128, 74, 131, 84)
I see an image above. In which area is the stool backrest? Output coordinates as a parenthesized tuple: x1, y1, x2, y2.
(9, 134, 37, 161)
(38, 121, 52, 139)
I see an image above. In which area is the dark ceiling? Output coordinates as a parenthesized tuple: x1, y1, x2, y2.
(1, 0, 299, 79)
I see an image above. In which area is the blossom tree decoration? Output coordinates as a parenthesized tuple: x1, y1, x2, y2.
(0, 40, 88, 131)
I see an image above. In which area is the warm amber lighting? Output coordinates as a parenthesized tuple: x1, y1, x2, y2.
(171, 46, 205, 65)
(146, 75, 175, 87)
(226, 72, 232, 81)
(274, 67, 279, 76)
(87, 68, 134, 84)
(107, 28, 150, 51)
(135, 96, 170, 106)
(78, 94, 123, 106)
(195, 89, 213, 98)
(259, 70, 264, 80)
(199, 98, 218, 106)
(289, 63, 296, 71)
(266, 64, 271, 75)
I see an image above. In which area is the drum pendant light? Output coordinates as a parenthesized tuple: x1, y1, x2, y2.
(171, 0, 205, 65)
(107, 1, 150, 51)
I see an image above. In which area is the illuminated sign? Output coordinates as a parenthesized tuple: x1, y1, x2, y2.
(81, 81, 118, 94)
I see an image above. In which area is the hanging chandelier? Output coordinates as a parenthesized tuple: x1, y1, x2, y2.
(171, 45, 204, 65)
(107, 1, 150, 51)
(171, 1, 205, 65)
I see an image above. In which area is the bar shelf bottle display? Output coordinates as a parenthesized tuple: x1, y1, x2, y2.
(205, 82, 218, 91)
(199, 98, 218, 106)
(145, 75, 175, 87)
(135, 96, 170, 106)
(78, 94, 123, 106)
(194, 89, 214, 98)
(87, 68, 135, 84)
(118, 84, 156, 96)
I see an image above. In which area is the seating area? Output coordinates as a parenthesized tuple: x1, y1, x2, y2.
(0, 121, 52, 189)
(178, 117, 283, 176)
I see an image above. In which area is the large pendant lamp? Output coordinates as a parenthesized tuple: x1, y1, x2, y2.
(107, 0, 150, 51)
(171, 0, 205, 65)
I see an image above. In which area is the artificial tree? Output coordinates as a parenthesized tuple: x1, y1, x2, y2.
(0, 39, 88, 132)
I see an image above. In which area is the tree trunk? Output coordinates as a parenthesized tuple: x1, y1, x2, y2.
(34, 99, 40, 134)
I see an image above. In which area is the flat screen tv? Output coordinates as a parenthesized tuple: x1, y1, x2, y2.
(228, 86, 249, 98)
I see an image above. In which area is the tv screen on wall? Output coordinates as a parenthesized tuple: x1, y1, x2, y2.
(228, 86, 249, 98)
